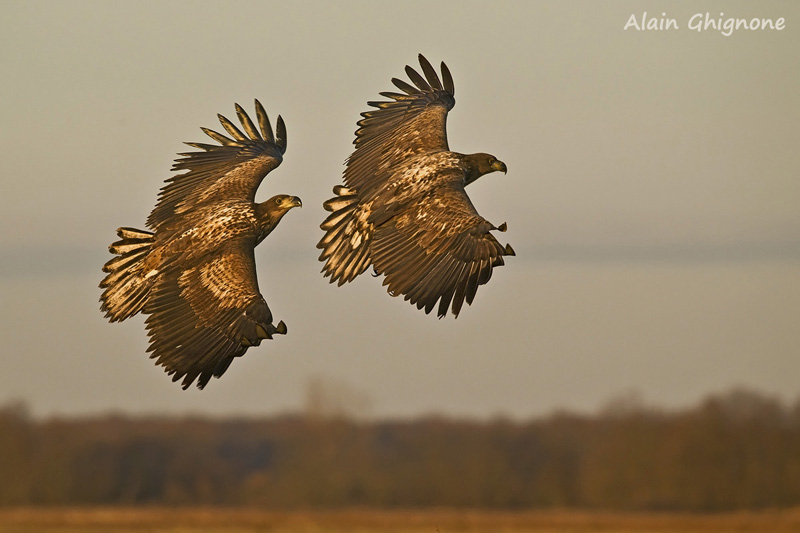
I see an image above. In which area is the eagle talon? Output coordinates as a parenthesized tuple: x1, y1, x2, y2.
(255, 324, 272, 340)
(242, 336, 261, 347)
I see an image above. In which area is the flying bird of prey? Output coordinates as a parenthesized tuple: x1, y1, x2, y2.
(317, 54, 514, 318)
(100, 100, 302, 389)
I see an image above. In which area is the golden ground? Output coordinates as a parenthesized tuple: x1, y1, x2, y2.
(0, 507, 799, 533)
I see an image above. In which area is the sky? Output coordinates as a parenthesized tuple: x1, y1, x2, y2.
(1, 0, 798, 420)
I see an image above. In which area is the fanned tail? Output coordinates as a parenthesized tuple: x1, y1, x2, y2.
(317, 185, 373, 285)
(99, 227, 156, 322)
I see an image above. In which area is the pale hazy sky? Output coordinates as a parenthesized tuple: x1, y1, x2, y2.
(1, 1, 798, 419)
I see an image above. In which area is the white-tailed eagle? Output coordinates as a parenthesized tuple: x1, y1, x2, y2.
(100, 101, 301, 389)
(318, 54, 514, 317)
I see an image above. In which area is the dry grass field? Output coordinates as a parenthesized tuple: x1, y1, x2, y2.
(1, 507, 799, 533)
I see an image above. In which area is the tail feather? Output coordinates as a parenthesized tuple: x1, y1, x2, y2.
(102, 249, 144, 276)
(117, 227, 155, 240)
(317, 186, 373, 285)
(100, 227, 156, 322)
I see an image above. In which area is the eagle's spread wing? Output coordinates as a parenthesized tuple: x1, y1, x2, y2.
(147, 100, 287, 231)
(344, 54, 455, 196)
(143, 243, 284, 390)
(371, 171, 513, 318)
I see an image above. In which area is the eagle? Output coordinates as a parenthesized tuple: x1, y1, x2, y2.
(100, 100, 302, 390)
(317, 54, 514, 318)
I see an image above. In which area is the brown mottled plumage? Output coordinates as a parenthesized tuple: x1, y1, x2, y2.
(318, 54, 514, 318)
(100, 101, 301, 389)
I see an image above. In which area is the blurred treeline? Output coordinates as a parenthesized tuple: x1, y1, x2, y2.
(1, 388, 799, 510)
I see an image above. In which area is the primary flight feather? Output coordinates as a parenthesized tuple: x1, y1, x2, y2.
(318, 54, 514, 317)
(100, 100, 301, 389)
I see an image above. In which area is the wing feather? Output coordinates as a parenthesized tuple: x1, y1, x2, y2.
(391, 77, 419, 95)
(146, 100, 285, 231)
(440, 61, 455, 95)
(275, 116, 287, 154)
(255, 99, 275, 143)
(235, 103, 263, 140)
(343, 54, 455, 195)
(418, 54, 443, 90)
(371, 183, 513, 318)
(405, 64, 432, 92)
(217, 113, 248, 141)
(143, 244, 281, 389)
(200, 127, 237, 146)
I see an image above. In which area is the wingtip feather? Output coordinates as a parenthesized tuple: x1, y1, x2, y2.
(235, 103, 263, 141)
(217, 113, 248, 141)
(255, 99, 275, 143)
(275, 115, 287, 154)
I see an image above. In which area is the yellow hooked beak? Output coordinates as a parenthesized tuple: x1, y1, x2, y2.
(491, 160, 507, 174)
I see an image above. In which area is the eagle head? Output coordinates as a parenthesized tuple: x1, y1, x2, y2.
(463, 153, 507, 185)
(268, 194, 303, 211)
(255, 194, 302, 243)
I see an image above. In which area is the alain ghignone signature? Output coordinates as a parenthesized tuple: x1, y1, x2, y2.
(624, 12, 786, 36)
